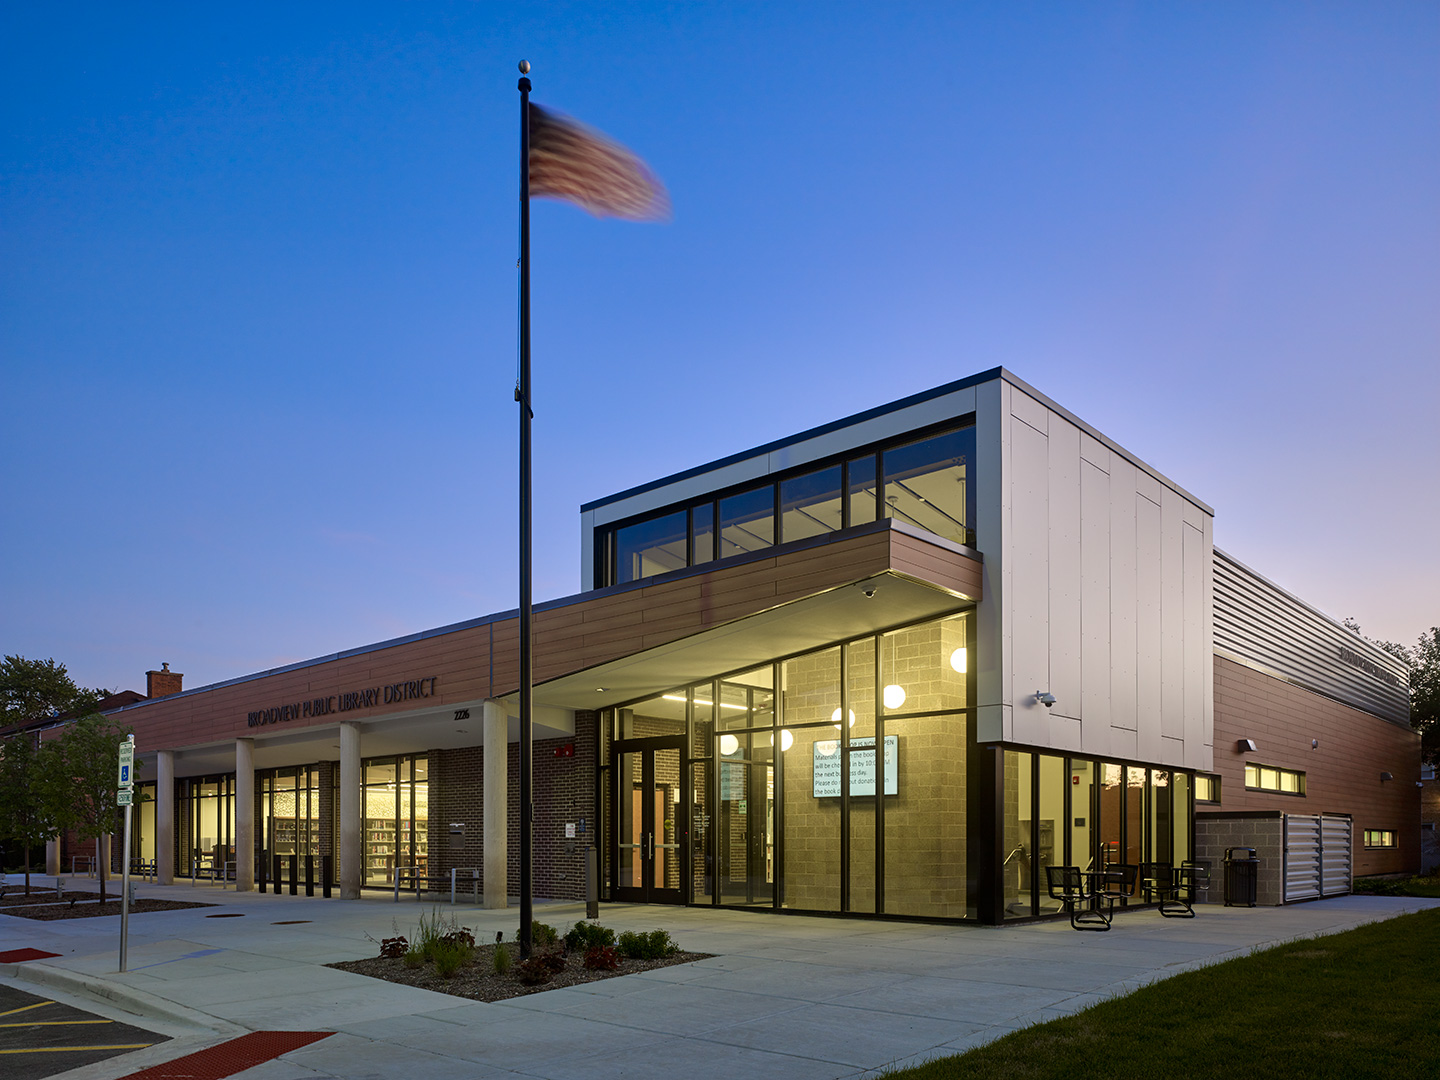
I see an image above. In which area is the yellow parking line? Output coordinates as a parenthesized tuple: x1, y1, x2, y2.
(0, 1001, 54, 1018)
(0, 1019, 114, 1027)
(0, 1044, 154, 1054)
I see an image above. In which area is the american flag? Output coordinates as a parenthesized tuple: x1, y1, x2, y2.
(528, 104, 670, 222)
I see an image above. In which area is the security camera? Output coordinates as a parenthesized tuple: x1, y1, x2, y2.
(1035, 691, 1057, 708)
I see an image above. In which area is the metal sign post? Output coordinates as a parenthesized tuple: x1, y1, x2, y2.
(118, 734, 135, 973)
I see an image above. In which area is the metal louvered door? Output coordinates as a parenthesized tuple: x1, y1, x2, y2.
(1320, 815, 1352, 897)
(1284, 815, 1322, 902)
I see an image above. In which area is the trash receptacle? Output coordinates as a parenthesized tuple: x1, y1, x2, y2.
(1224, 847, 1258, 907)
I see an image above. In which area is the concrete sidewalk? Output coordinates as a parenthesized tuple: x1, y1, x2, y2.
(2, 874, 1436, 1080)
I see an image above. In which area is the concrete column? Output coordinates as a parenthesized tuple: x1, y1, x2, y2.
(339, 722, 362, 899)
(156, 750, 175, 884)
(483, 700, 509, 908)
(235, 738, 255, 892)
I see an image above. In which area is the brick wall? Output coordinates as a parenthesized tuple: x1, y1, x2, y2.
(1212, 656, 1421, 877)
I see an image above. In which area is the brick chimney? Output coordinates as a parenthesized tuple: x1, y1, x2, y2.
(146, 663, 183, 700)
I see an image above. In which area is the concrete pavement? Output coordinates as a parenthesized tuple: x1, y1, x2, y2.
(2, 874, 1436, 1080)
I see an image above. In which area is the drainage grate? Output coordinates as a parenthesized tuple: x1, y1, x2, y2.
(117, 1031, 332, 1080)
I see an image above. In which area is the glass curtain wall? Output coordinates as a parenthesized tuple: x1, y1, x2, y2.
(260, 766, 322, 881)
(597, 424, 976, 587)
(1002, 756, 1194, 919)
(128, 781, 157, 868)
(176, 775, 235, 878)
(362, 755, 428, 887)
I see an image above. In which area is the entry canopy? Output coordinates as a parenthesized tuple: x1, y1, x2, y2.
(518, 569, 974, 712)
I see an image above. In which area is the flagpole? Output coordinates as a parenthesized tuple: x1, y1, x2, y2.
(516, 59, 534, 960)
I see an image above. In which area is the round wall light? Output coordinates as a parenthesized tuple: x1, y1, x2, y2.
(780, 729, 794, 752)
(719, 734, 740, 756)
(816, 739, 839, 757)
(883, 684, 907, 710)
(830, 707, 856, 728)
(950, 647, 967, 674)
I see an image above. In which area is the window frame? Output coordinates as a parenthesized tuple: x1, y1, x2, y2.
(1362, 829, 1397, 849)
(1243, 762, 1306, 796)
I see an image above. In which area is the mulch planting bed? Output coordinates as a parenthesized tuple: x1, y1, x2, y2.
(0, 890, 99, 906)
(330, 943, 711, 1003)
(1, 898, 216, 920)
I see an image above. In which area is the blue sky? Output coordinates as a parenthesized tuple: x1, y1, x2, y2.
(3, 3, 1436, 693)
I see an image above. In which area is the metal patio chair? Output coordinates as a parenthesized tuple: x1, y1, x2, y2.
(1046, 865, 1110, 931)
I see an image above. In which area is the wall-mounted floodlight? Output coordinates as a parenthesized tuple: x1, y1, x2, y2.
(1035, 691, 1056, 709)
(1380, 771, 1393, 782)
(1237, 739, 1258, 753)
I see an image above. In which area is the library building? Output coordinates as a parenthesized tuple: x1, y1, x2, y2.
(78, 368, 1419, 923)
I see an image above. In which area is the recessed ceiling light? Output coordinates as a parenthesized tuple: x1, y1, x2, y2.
(595, 687, 608, 692)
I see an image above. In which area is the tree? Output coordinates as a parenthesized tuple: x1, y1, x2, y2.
(53, 713, 135, 902)
(0, 733, 66, 893)
(1346, 621, 1440, 767)
(0, 655, 104, 728)
(1408, 628, 1440, 767)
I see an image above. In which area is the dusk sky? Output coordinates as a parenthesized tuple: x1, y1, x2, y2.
(3, 3, 1436, 696)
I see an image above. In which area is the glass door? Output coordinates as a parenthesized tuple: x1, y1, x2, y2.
(613, 736, 685, 903)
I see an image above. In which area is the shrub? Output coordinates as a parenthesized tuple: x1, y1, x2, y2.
(379, 936, 409, 959)
(493, 944, 513, 975)
(583, 945, 621, 971)
(565, 921, 616, 952)
(403, 945, 425, 969)
(441, 928, 475, 949)
(617, 929, 679, 960)
(515, 956, 555, 985)
(531, 920, 559, 946)
(433, 939, 473, 978)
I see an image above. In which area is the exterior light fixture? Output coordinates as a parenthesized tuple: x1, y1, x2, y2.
(1237, 739, 1258, 753)
(883, 684, 907, 710)
(831, 707, 856, 728)
(1380, 771, 1393, 782)
(719, 734, 740, 756)
(780, 729, 794, 752)
(950, 647, 967, 674)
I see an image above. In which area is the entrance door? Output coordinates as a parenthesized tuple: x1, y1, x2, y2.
(613, 737, 685, 903)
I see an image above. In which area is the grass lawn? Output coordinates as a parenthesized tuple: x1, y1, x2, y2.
(889, 907, 1440, 1080)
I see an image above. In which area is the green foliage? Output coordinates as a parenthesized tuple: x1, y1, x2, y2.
(616, 929, 679, 960)
(1347, 623, 1440, 765)
(531, 919, 559, 945)
(432, 938, 473, 977)
(564, 920, 616, 952)
(881, 908, 1440, 1080)
(0, 733, 67, 890)
(402, 945, 425, 969)
(492, 944, 513, 975)
(412, 908, 472, 961)
(1354, 872, 1440, 898)
(0, 655, 104, 727)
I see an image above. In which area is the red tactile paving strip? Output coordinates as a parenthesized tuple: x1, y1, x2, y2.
(0, 948, 61, 962)
(118, 1031, 333, 1080)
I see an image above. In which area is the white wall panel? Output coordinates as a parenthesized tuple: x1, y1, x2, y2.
(1108, 457, 1138, 735)
(976, 378, 1007, 732)
(1183, 521, 1206, 757)
(1047, 415, 1082, 734)
(1009, 414, 1052, 746)
(1134, 492, 1163, 763)
(1080, 458, 1112, 752)
(1160, 487, 1186, 740)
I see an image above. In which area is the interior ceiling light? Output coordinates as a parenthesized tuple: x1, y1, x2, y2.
(883, 684, 907, 710)
(663, 693, 748, 710)
(831, 707, 856, 729)
(950, 647, 967, 674)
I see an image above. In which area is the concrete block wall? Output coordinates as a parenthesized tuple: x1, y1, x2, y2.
(1195, 813, 1283, 907)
